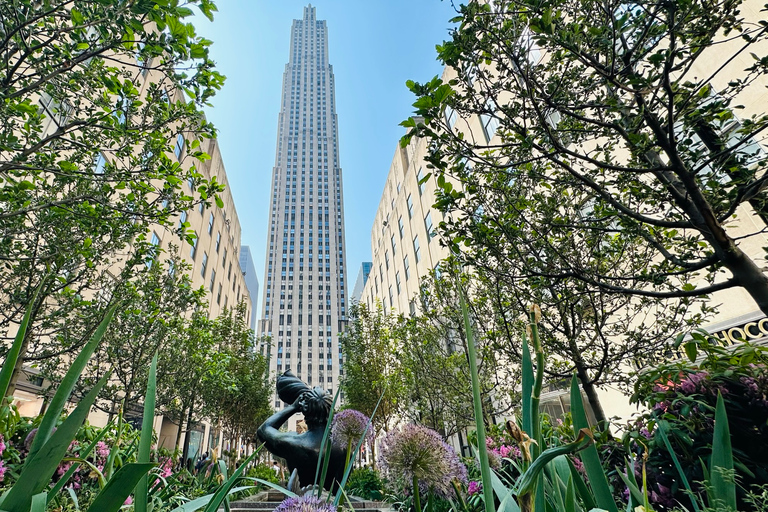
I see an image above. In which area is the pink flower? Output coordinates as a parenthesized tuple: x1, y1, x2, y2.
(95, 441, 110, 459)
(0, 434, 6, 455)
(468, 480, 482, 496)
(0, 461, 6, 482)
(124, 496, 133, 506)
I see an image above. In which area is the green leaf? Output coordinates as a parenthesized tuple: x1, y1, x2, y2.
(0, 278, 44, 401)
(215, 196, 224, 208)
(31, 492, 47, 512)
(87, 463, 156, 512)
(521, 335, 533, 438)
(28, 306, 116, 460)
(1, 373, 110, 510)
(684, 342, 698, 363)
(517, 429, 594, 496)
(48, 421, 113, 501)
(169, 486, 255, 512)
(710, 393, 736, 510)
(134, 353, 158, 512)
(488, 466, 521, 512)
(569, 376, 618, 512)
(202, 449, 261, 512)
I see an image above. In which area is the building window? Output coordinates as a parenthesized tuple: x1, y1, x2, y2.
(417, 168, 426, 195)
(404, 255, 410, 280)
(147, 231, 160, 269)
(391, 235, 396, 253)
(480, 99, 500, 142)
(398, 216, 404, 239)
(215, 232, 221, 252)
(413, 235, 421, 263)
(178, 211, 187, 231)
(217, 283, 222, 305)
(445, 105, 458, 129)
(208, 213, 214, 234)
(407, 194, 414, 218)
(94, 153, 106, 174)
(222, 248, 227, 268)
(424, 212, 434, 239)
(201, 252, 208, 277)
(174, 134, 185, 159)
(396, 272, 401, 294)
(190, 231, 198, 259)
(210, 269, 216, 292)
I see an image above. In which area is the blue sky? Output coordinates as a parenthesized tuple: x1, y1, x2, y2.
(192, 1, 457, 310)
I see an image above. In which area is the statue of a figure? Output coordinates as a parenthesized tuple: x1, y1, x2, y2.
(257, 370, 345, 491)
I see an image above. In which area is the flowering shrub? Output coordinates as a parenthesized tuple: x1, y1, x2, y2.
(617, 337, 768, 511)
(378, 424, 467, 500)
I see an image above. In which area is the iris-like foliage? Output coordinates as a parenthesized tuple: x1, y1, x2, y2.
(378, 423, 467, 498)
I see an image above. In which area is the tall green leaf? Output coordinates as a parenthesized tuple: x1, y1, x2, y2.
(521, 335, 533, 440)
(569, 375, 618, 512)
(28, 306, 116, 461)
(0, 279, 43, 401)
(710, 392, 736, 510)
(202, 448, 261, 512)
(169, 486, 257, 512)
(458, 279, 495, 512)
(1, 373, 109, 510)
(87, 463, 156, 512)
(48, 421, 113, 501)
(134, 352, 158, 512)
(334, 391, 385, 506)
(314, 386, 341, 496)
(656, 420, 701, 512)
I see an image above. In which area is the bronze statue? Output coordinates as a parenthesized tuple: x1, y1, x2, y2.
(257, 370, 345, 491)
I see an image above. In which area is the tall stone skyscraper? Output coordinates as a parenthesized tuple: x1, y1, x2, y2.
(258, 5, 348, 419)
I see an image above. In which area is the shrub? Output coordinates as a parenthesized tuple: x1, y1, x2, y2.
(346, 466, 385, 500)
(618, 335, 768, 510)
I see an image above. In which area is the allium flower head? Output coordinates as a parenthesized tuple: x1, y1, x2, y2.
(378, 424, 468, 498)
(275, 495, 337, 512)
(331, 409, 373, 447)
(468, 481, 482, 496)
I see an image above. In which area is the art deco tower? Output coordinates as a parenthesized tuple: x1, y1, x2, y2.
(258, 5, 348, 417)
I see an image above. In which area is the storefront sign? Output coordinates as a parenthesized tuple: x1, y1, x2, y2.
(708, 317, 768, 345)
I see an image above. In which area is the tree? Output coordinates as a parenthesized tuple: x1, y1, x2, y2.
(0, 0, 225, 391)
(403, 0, 768, 315)
(200, 306, 272, 457)
(340, 302, 408, 440)
(401, 265, 516, 438)
(69, 245, 205, 418)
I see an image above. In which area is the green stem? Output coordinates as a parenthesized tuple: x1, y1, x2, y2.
(529, 312, 544, 460)
(458, 278, 495, 512)
(345, 439, 352, 472)
(413, 475, 423, 512)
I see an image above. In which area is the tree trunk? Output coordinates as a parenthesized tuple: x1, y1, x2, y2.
(181, 397, 195, 468)
(574, 364, 608, 430)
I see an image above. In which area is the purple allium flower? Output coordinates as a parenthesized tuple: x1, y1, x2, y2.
(378, 424, 468, 499)
(331, 409, 373, 447)
(275, 495, 337, 512)
(468, 481, 482, 496)
(24, 428, 38, 450)
(0, 434, 5, 456)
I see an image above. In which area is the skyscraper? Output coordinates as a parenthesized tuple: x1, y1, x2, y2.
(258, 5, 348, 420)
